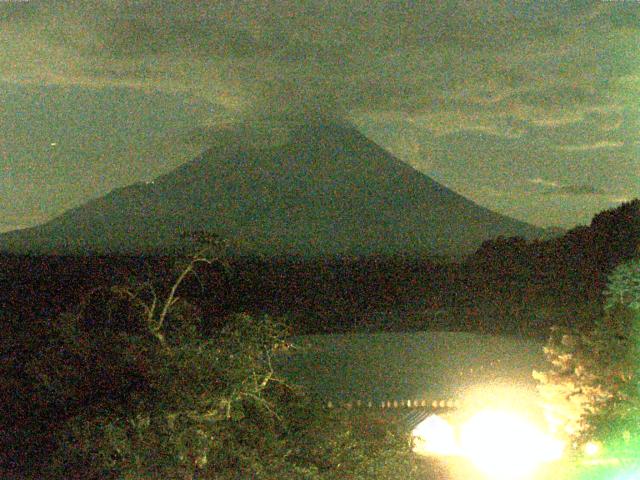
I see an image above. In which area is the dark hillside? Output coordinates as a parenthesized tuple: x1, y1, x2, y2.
(0, 119, 542, 256)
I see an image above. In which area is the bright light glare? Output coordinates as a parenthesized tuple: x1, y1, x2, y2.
(412, 415, 459, 456)
(613, 469, 640, 480)
(584, 441, 601, 456)
(458, 410, 565, 480)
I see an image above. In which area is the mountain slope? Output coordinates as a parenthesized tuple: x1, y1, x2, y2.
(0, 120, 543, 256)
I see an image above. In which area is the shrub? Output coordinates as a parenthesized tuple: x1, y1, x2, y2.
(41, 312, 294, 479)
(534, 258, 640, 449)
(24, 240, 420, 479)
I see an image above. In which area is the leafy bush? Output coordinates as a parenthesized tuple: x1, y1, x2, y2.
(585, 258, 640, 446)
(534, 258, 640, 448)
(37, 311, 419, 480)
(23, 241, 420, 479)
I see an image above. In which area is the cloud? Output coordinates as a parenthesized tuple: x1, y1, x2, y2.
(364, 109, 529, 138)
(0, 0, 633, 127)
(528, 178, 559, 188)
(0, 222, 28, 233)
(0, 209, 48, 232)
(543, 184, 606, 196)
(527, 177, 608, 196)
(556, 141, 625, 151)
(598, 115, 624, 132)
(516, 85, 600, 108)
(1, 0, 638, 234)
(611, 196, 633, 204)
(530, 114, 584, 128)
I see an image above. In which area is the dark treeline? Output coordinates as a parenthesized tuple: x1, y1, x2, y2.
(0, 253, 449, 333)
(466, 199, 640, 300)
(0, 199, 637, 477)
(0, 199, 638, 338)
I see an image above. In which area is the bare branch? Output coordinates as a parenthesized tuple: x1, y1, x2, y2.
(158, 263, 193, 332)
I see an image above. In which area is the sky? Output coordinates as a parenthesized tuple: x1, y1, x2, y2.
(0, 0, 638, 231)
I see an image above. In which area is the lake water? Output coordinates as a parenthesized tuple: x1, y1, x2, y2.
(275, 331, 546, 407)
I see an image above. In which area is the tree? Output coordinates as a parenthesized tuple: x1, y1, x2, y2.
(533, 258, 640, 450)
(584, 258, 640, 447)
(25, 236, 421, 480)
(26, 234, 291, 479)
(532, 324, 613, 442)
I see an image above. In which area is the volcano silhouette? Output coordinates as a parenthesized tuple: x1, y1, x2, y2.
(0, 119, 542, 256)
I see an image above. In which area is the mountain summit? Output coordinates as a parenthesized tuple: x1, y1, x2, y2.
(0, 119, 542, 256)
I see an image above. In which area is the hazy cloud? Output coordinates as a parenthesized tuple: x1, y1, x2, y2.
(1, 0, 636, 126)
(556, 141, 625, 152)
(528, 178, 560, 188)
(542, 184, 606, 196)
(530, 115, 583, 127)
(527, 178, 606, 196)
(1, 0, 638, 230)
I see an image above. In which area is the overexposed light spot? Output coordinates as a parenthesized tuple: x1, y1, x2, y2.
(412, 415, 459, 456)
(584, 441, 601, 456)
(459, 410, 564, 480)
(50, 142, 57, 147)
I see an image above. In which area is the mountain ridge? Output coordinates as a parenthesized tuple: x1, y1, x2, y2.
(0, 119, 543, 256)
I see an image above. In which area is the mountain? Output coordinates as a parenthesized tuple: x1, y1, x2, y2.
(0, 119, 543, 256)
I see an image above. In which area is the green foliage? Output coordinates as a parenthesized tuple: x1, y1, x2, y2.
(36, 308, 293, 479)
(38, 311, 420, 480)
(605, 258, 640, 312)
(586, 258, 640, 445)
(533, 325, 613, 441)
(24, 241, 420, 480)
(534, 257, 640, 449)
(26, 311, 156, 414)
(288, 409, 419, 480)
